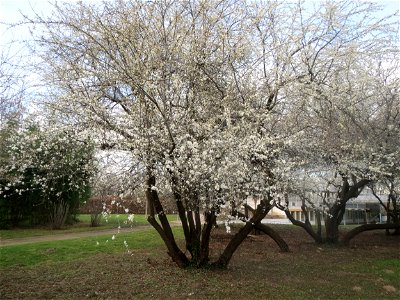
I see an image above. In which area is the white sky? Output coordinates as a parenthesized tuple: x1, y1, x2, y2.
(1, 0, 399, 46)
(0, 0, 398, 84)
(0, 0, 102, 46)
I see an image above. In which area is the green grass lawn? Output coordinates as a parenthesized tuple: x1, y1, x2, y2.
(0, 227, 184, 268)
(0, 214, 179, 239)
(77, 213, 161, 226)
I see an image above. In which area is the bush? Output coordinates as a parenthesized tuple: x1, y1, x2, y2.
(0, 124, 95, 229)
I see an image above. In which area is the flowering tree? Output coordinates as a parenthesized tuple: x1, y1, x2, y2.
(0, 123, 95, 228)
(340, 65, 400, 242)
(278, 43, 400, 243)
(83, 150, 140, 226)
(25, 0, 399, 266)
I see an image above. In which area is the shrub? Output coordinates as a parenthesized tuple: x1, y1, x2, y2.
(0, 124, 95, 228)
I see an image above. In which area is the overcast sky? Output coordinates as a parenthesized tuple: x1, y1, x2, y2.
(0, 0, 101, 46)
(1, 0, 399, 46)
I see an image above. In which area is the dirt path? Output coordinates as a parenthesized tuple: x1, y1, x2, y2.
(0, 225, 153, 247)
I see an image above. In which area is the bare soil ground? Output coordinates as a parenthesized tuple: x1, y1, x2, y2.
(1, 226, 399, 299)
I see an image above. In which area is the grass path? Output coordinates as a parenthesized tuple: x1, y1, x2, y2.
(0, 224, 153, 246)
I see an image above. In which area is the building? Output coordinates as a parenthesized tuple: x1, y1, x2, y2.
(245, 189, 386, 225)
(287, 189, 385, 225)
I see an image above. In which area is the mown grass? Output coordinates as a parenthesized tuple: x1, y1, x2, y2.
(366, 258, 400, 287)
(0, 227, 184, 268)
(0, 214, 178, 239)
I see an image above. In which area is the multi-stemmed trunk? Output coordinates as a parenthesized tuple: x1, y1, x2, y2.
(146, 175, 288, 268)
(49, 200, 69, 229)
(285, 176, 371, 244)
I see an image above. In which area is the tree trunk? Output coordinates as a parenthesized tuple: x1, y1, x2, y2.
(316, 210, 322, 238)
(322, 176, 371, 244)
(199, 212, 216, 267)
(254, 223, 290, 252)
(235, 205, 290, 251)
(284, 210, 323, 243)
(171, 178, 192, 253)
(50, 201, 69, 229)
(325, 202, 347, 244)
(146, 175, 189, 268)
(324, 215, 340, 244)
(390, 193, 399, 235)
(146, 215, 187, 268)
(213, 202, 272, 268)
(341, 223, 400, 245)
